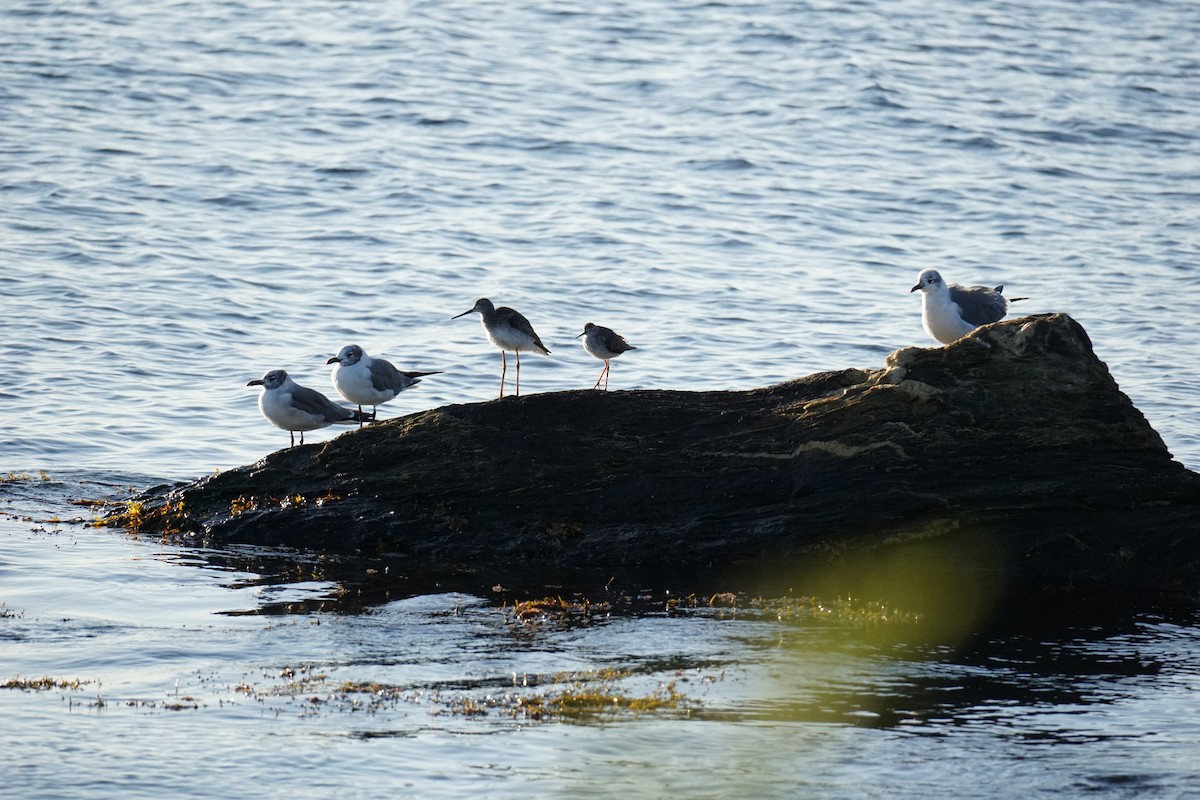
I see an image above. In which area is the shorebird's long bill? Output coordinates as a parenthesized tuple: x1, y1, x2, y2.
(451, 309, 473, 319)
(574, 330, 586, 338)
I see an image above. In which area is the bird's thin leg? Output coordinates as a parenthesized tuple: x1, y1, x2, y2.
(515, 351, 522, 396)
(592, 364, 605, 390)
(290, 431, 295, 447)
(499, 351, 507, 399)
(300, 430, 305, 446)
(358, 404, 364, 428)
(604, 361, 610, 391)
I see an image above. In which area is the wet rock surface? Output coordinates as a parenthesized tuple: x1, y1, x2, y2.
(118, 314, 1200, 598)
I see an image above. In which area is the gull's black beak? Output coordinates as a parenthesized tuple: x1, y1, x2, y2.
(247, 379, 264, 386)
(910, 284, 922, 293)
(326, 356, 340, 365)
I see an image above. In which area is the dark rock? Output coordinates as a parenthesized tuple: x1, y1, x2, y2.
(111, 314, 1200, 599)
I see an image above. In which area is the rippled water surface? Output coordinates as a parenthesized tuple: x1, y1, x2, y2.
(3, 0, 1200, 796)
(5, 479, 1200, 799)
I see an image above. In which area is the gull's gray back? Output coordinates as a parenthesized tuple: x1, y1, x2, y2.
(369, 358, 417, 394)
(291, 384, 353, 422)
(948, 283, 1008, 326)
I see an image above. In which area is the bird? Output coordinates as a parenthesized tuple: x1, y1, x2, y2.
(576, 322, 637, 390)
(326, 344, 441, 425)
(910, 268, 1024, 345)
(247, 369, 371, 447)
(452, 298, 550, 398)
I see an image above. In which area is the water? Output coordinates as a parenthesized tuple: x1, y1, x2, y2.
(3, 0, 1199, 795)
(5, 483, 1200, 798)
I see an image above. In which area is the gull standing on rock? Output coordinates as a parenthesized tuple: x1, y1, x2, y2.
(327, 344, 441, 425)
(910, 268, 1023, 345)
(576, 322, 636, 391)
(247, 369, 371, 447)
(452, 298, 550, 398)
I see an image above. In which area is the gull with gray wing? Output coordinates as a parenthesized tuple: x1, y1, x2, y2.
(327, 344, 441, 424)
(910, 268, 1024, 345)
(247, 369, 371, 447)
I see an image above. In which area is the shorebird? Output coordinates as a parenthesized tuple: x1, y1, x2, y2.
(247, 369, 371, 447)
(452, 298, 550, 398)
(576, 322, 636, 390)
(910, 268, 1024, 345)
(326, 344, 441, 425)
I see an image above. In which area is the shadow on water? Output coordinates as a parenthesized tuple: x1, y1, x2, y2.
(105, 526, 1198, 735)
(7, 471, 1195, 736)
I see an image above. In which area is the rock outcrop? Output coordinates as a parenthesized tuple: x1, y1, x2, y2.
(109, 314, 1200, 598)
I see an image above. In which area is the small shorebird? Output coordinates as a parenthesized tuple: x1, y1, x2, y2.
(247, 369, 372, 447)
(327, 344, 441, 425)
(452, 298, 550, 398)
(576, 322, 636, 390)
(910, 268, 1024, 345)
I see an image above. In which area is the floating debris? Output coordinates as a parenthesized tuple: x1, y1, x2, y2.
(505, 595, 611, 625)
(437, 669, 694, 721)
(0, 471, 50, 483)
(2, 676, 92, 691)
(502, 590, 921, 628)
(657, 592, 924, 627)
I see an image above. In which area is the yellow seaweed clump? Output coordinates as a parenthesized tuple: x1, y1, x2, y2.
(90, 499, 188, 538)
(505, 595, 611, 626)
(0, 470, 50, 482)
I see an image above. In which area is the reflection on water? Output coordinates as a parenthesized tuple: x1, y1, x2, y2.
(3, 479, 1200, 798)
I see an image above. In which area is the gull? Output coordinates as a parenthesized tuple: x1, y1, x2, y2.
(452, 298, 550, 398)
(327, 344, 441, 425)
(910, 268, 1024, 345)
(576, 322, 637, 390)
(247, 369, 371, 447)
